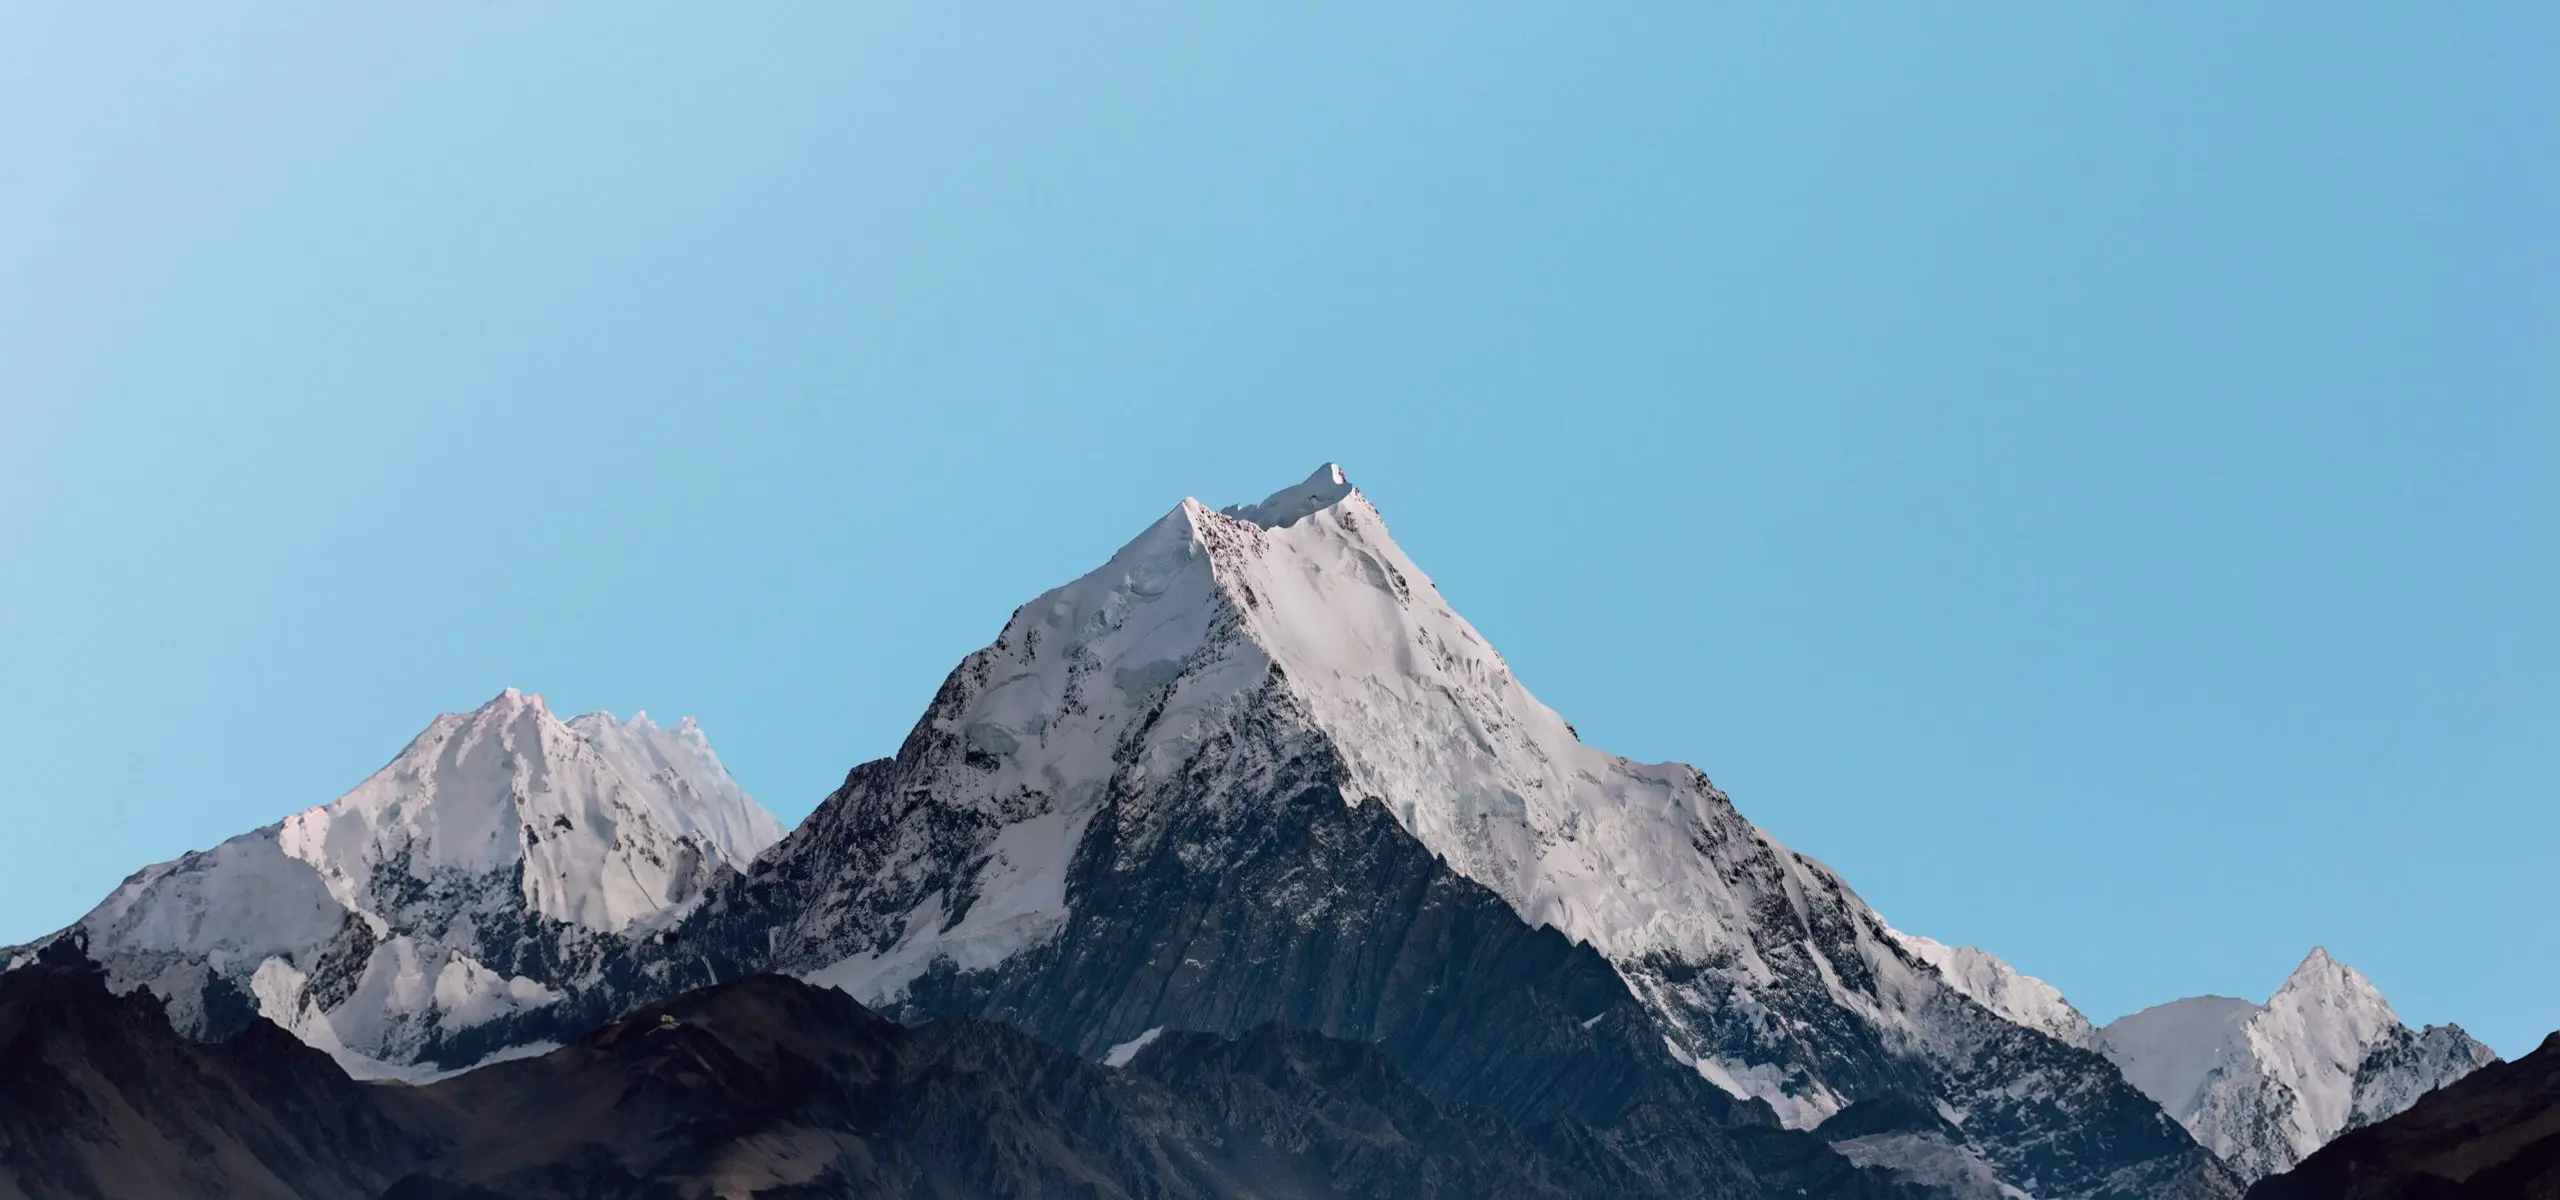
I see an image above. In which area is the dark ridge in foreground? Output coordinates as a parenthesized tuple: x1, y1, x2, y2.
(2247, 1030, 2560, 1200)
(0, 943, 1937, 1200)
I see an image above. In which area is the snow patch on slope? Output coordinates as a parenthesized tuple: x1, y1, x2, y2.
(1832, 1133, 2035, 1200)
(803, 807, 1095, 1005)
(1102, 1027, 1164, 1068)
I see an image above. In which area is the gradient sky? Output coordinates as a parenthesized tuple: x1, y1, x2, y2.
(2, 5, 2551, 1053)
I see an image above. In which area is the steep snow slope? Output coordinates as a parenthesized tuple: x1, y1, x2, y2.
(728, 464, 2233, 1199)
(2097, 996, 2260, 1117)
(1888, 929, 2099, 1049)
(2098, 948, 2498, 1181)
(28, 689, 781, 1073)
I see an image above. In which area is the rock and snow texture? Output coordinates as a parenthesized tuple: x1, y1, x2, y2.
(1101, 1027, 1163, 1068)
(2344, 1020, 2501, 1132)
(2096, 947, 2498, 1181)
(31, 689, 781, 1072)
(1829, 1133, 2034, 1200)
(746, 464, 2231, 1198)
(1888, 928, 2099, 1049)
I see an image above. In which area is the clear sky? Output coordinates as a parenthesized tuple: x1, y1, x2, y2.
(2, 5, 2550, 1053)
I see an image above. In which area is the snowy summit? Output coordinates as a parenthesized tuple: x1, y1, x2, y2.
(2097, 947, 2498, 1181)
(732, 463, 2227, 1198)
(36, 689, 782, 1075)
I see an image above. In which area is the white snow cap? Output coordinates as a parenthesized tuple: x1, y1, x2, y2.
(808, 462, 2092, 1128)
(1220, 462, 1357, 529)
(62, 687, 784, 1073)
(2097, 946, 2495, 1181)
(279, 688, 784, 933)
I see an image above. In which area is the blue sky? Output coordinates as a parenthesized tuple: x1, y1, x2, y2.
(2, 5, 2551, 1053)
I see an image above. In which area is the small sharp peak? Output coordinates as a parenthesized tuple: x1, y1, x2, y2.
(2277, 946, 2373, 996)
(562, 708, 659, 736)
(484, 686, 549, 716)
(453, 687, 565, 745)
(1221, 462, 1359, 529)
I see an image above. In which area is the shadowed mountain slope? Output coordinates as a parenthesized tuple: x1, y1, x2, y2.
(2247, 1029, 2560, 1200)
(0, 944, 1935, 1199)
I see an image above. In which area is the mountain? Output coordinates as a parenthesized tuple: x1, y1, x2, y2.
(0, 939, 417, 1200)
(2246, 1029, 2560, 1200)
(1887, 928, 2100, 1049)
(3, 464, 2268, 1196)
(0, 941, 1934, 1200)
(2097, 947, 2499, 1182)
(659, 464, 2237, 1199)
(5, 689, 783, 1075)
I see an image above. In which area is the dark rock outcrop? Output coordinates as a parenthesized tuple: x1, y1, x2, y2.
(0, 940, 419, 1200)
(0, 944, 1937, 1199)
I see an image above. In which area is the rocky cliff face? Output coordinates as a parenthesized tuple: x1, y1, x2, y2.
(2343, 1020, 2502, 1133)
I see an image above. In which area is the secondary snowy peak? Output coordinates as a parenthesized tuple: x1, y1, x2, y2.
(1886, 929, 2098, 1049)
(45, 688, 781, 1071)
(280, 688, 781, 933)
(2249, 949, 2400, 1137)
(2343, 1021, 2500, 1132)
(2096, 947, 2498, 1181)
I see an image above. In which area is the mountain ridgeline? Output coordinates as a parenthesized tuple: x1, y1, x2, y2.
(2095, 949, 2499, 1182)
(0, 941, 1933, 1199)
(3, 465, 2512, 1199)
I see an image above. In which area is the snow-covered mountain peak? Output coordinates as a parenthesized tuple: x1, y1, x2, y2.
(2097, 948, 2493, 1181)
(45, 687, 786, 1071)
(278, 688, 782, 934)
(2270, 946, 2382, 1008)
(798, 465, 2172, 1144)
(1219, 461, 1359, 529)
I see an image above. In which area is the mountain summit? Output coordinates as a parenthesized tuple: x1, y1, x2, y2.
(676, 464, 2236, 1199)
(2098, 947, 2498, 1181)
(15, 689, 782, 1075)
(7, 466, 2263, 1197)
